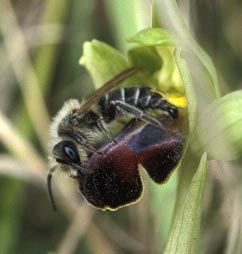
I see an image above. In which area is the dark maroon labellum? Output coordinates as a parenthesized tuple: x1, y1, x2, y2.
(77, 123, 184, 210)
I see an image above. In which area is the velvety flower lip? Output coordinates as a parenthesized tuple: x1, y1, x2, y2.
(78, 122, 184, 211)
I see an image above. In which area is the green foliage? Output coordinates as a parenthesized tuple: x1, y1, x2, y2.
(163, 153, 207, 254)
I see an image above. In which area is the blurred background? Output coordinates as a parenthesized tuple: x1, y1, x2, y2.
(0, 0, 242, 254)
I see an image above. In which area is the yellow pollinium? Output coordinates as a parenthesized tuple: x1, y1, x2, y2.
(152, 89, 187, 109)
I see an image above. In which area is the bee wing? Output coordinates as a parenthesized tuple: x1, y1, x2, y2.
(79, 67, 137, 113)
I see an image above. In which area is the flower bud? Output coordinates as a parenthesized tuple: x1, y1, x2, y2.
(193, 90, 242, 160)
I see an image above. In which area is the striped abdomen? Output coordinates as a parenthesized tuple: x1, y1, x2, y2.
(98, 87, 178, 123)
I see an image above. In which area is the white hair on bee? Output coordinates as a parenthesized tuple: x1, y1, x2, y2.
(49, 99, 80, 148)
(48, 99, 81, 168)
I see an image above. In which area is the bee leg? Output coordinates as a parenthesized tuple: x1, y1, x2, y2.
(111, 101, 168, 131)
(96, 117, 117, 144)
(67, 164, 94, 177)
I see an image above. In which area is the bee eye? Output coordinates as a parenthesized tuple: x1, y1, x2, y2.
(53, 141, 80, 163)
(64, 145, 79, 162)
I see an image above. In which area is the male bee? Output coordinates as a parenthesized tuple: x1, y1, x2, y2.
(48, 67, 184, 211)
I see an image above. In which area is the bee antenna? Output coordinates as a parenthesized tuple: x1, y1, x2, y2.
(47, 167, 58, 212)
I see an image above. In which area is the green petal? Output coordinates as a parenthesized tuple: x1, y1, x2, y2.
(128, 29, 188, 98)
(128, 46, 162, 75)
(163, 153, 207, 254)
(128, 29, 196, 133)
(128, 28, 177, 80)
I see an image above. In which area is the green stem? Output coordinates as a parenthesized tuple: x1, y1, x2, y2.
(156, 0, 220, 99)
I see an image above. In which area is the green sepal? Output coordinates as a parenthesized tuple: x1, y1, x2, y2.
(79, 40, 143, 89)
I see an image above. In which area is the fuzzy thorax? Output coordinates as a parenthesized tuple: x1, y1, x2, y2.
(48, 99, 105, 171)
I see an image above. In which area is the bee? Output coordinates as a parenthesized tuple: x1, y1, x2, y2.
(48, 67, 184, 211)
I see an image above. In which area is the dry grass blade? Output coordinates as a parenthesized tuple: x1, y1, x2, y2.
(98, 215, 145, 253)
(23, 24, 65, 48)
(0, 155, 45, 184)
(57, 207, 94, 254)
(0, 111, 46, 174)
(0, 0, 50, 150)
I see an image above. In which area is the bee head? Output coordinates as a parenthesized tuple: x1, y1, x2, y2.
(47, 99, 91, 211)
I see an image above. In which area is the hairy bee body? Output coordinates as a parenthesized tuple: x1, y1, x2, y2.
(54, 87, 178, 160)
(48, 71, 184, 211)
